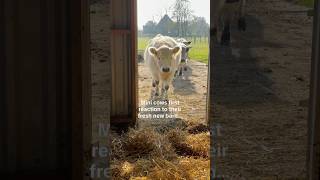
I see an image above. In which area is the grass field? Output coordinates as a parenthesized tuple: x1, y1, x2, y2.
(138, 36, 209, 64)
(298, 0, 314, 7)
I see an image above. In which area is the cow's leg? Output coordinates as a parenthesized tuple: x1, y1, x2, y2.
(179, 66, 183, 76)
(161, 81, 169, 100)
(184, 63, 188, 71)
(152, 79, 160, 96)
(175, 67, 182, 77)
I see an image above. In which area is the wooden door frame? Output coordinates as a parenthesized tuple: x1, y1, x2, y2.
(110, 0, 137, 127)
(70, 0, 91, 179)
(308, 0, 320, 179)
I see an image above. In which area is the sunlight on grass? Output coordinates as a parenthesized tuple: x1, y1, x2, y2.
(138, 36, 209, 64)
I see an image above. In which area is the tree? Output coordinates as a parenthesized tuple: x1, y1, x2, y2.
(189, 16, 209, 37)
(172, 0, 193, 37)
(142, 21, 157, 35)
(157, 14, 177, 36)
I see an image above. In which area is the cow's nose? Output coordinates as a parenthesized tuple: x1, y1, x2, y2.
(181, 59, 186, 63)
(162, 67, 170, 72)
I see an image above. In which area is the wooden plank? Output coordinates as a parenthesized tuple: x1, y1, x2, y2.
(111, 0, 136, 125)
(55, 0, 71, 170)
(0, 0, 4, 172)
(124, 35, 129, 115)
(116, 35, 123, 115)
(42, 0, 58, 169)
(4, 0, 18, 173)
(130, 0, 137, 125)
(111, 28, 131, 34)
(1, 0, 75, 177)
(70, 0, 91, 179)
(110, 116, 133, 124)
(111, 34, 116, 115)
(308, 0, 320, 179)
(118, 35, 124, 115)
(209, 0, 215, 177)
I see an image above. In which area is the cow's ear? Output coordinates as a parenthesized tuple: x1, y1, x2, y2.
(172, 46, 181, 55)
(148, 47, 157, 56)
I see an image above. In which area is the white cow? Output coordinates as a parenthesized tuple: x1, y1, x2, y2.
(176, 38, 192, 77)
(144, 34, 182, 99)
(212, 0, 246, 46)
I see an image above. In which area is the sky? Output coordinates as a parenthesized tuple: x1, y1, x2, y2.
(137, 0, 210, 30)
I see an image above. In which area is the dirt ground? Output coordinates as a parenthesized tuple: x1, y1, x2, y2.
(90, 0, 314, 179)
(137, 60, 208, 128)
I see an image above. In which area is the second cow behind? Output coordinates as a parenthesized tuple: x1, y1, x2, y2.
(144, 34, 182, 99)
(176, 38, 192, 77)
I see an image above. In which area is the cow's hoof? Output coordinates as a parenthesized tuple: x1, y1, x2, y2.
(184, 67, 187, 71)
(238, 18, 246, 31)
(179, 70, 182, 76)
(155, 92, 159, 96)
(165, 85, 169, 91)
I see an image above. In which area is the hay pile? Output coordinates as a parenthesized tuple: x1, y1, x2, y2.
(110, 125, 210, 180)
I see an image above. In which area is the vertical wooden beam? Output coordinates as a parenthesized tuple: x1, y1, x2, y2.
(131, 0, 137, 126)
(209, 0, 215, 179)
(0, 0, 5, 172)
(4, 0, 18, 173)
(70, 0, 91, 179)
(308, 0, 320, 179)
(110, 0, 137, 126)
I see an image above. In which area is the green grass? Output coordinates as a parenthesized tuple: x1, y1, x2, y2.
(138, 36, 209, 64)
(298, 0, 314, 7)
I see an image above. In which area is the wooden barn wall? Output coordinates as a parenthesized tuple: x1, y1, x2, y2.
(0, 0, 91, 179)
(0, 0, 5, 173)
(308, 0, 320, 179)
(0, 0, 71, 175)
(69, 0, 91, 179)
(90, 0, 112, 174)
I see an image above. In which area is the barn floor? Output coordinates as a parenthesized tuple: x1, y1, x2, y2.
(90, 0, 313, 179)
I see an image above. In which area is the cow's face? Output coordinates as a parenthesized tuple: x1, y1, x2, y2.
(180, 43, 191, 64)
(149, 45, 181, 73)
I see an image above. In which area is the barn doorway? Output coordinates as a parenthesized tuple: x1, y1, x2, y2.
(137, 0, 210, 130)
(109, 0, 211, 179)
(108, 0, 210, 128)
